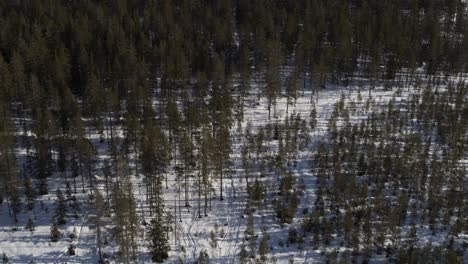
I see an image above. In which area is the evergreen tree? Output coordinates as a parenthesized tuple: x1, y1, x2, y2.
(239, 242, 248, 264)
(286, 74, 297, 114)
(258, 230, 269, 262)
(54, 189, 67, 225)
(148, 217, 170, 263)
(197, 249, 209, 264)
(68, 245, 76, 256)
(310, 106, 317, 131)
(112, 183, 140, 263)
(211, 125, 231, 201)
(0, 1, 465, 262)
(93, 190, 105, 263)
(25, 217, 35, 234)
(8, 184, 21, 224)
(50, 220, 61, 242)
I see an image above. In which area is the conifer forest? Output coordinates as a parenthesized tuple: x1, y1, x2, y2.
(0, 0, 467, 263)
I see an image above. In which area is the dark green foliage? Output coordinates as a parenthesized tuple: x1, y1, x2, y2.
(8, 184, 21, 223)
(112, 183, 140, 262)
(148, 217, 170, 263)
(50, 220, 61, 242)
(1, 253, 8, 264)
(276, 173, 298, 224)
(68, 245, 76, 256)
(288, 227, 298, 244)
(25, 218, 35, 233)
(54, 189, 67, 225)
(69, 196, 80, 218)
(306, 83, 467, 260)
(239, 243, 248, 264)
(0, 1, 465, 262)
(24, 178, 36, 211)
(258, 230, 269, 262)
(248, 179, 265, 205)
(197, 249, 209, 264)
(310, 107, 317, 131)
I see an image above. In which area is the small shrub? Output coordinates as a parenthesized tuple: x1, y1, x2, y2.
(68, 245, 76, 255)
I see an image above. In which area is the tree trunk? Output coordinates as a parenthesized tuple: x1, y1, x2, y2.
(219, 162, 224, 201)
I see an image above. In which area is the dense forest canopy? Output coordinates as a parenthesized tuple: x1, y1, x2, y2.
(0, 0, 466, 263)
(0, 0, 466, 105)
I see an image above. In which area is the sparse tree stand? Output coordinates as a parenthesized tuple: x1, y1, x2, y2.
(180, 133, 193, 208)
(112, 183, 139, 264)
(0, 0, 465, 262)
(0, 106, 20, 224)
(93, 190, 105, 263)
(212, 126, 231, 201)
(265, 38, 282, 120)
(145, 140, 170, 263)
(200, 128, 212, 217)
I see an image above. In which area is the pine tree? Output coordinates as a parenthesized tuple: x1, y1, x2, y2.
(344, 207, 353, 244)
(265, 37, 282, 119)
(209, 230, 217, 249)
(211, 125, 231, 201)
(102, 159, 112, 207)
(141, 126, 169, 215)
(197, 249, 209, 264)
(286, 74, 297, 114)
(112, 182, 140, 263)
(148, 217, 170, 263)
(50, 220, 61, 242)
(258, 230, 269, 262)
(199, 127, 213, 217)
(0, 104, 19, 223)
(93, 190, 105, 263)
(54, 189, 67, 225)
(32, 106, 55, 195)
(69, 195, 80, 218)
(310, 106, 317, 131)
(245, 210, 256, 258)
(180, 132, 193, 208)
(71, 155, 79, 194)
(239, 242, 248, 264)
(8, 183, 21, 224)
(68, 245, 76, 256)
(25, 217, 35, 234)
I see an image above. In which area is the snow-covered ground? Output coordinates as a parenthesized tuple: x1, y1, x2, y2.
(0, 73, 465, 263)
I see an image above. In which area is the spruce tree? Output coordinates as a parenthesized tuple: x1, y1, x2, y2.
(54, 189, 67, 225)
(148, 218, 170, 262)
(197, 249, 209, 264)
(50, 220, 61, 242)
(258, 230, 269, 262)
(93, 190, 105, 263)
(112, 182, 140, 263)
(25, 217, 35, 234)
